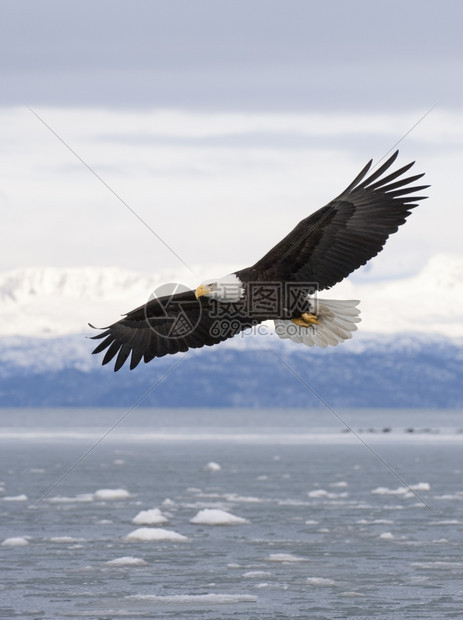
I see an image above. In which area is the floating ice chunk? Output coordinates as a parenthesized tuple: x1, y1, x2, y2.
(127, 593, 257, 604)
(242, 571, 271, 578)
(105, 556, 148, 566)
(190, 509, 249, 526)
(266, 553, 307, 563)
(307, 577, 336, 586)
(372, 486, 401, 495)
(308, 489, 348, 499)
(132, 508, 168, 526)
(379, 532, 395, 540)
(339, 591, 365, 597)
(435, 492, 463, 500)
(411, 482, 430, 491)
(125, 527, 188, 542)
(305, 520, 319, 525)
(2, 537, 29, 546)
(411, 561, 463, 570)
(162, 498, 175, 506)
(3, 494, 28, 502)
(47, 493, 94, 503)
(223, 493, 263, 503)
(49, 536, 85, 543)
(329, 481, 348, 488)
(371, 482, 430, 496)
(206, 462, 221, 471)
(357, 519, 394, 525)
(308, 489, 329, 498)
(94, 488, 130, 500)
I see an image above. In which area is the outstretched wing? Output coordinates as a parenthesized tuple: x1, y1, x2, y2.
(242, 151, 428, 290)
(90, 290, 255, 371)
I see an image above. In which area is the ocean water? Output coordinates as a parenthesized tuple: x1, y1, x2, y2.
(1, 408, 463, 619)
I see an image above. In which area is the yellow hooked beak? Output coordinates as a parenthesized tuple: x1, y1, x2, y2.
(195, 284, 211, 299)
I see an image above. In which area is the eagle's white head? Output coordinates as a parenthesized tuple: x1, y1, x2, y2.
(195, 273, 244, 302)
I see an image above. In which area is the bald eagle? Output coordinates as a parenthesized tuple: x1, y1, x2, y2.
(91, 151, 428, 371)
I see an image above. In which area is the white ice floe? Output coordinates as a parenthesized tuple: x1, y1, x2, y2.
(371, 482, 430, 496)
(105, 556, 148, 567)
(190, 509, 249, 526)
(306, 577, 337, 586)
(356, 519, 394, 525)
(223, 493, 263, 503)
(435, 492, 463, 500)
(48, 489, 130, 503)
(408, 482, 431, 491)
(205, 462, 221, 471)
(94, 488, 131, 500)
(372, 486, 410, 496)
(2, 537, 29, 546)
(266, 553, 307, 563)
(125, 527, 188, 542)
(132, 508, 168, 526)
(411, 561, 463, 570)
(3, 494, 28, 502)
(379, 532, 395, 540)
(48, 536, 85, 543)
(47, 493, 94, 503)
(308, 489, 348, 499)
(242, 571, 271, 579)
(127, 594, 257, 604)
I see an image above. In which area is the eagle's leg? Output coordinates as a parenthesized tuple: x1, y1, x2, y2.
(291, 312, 319, 327)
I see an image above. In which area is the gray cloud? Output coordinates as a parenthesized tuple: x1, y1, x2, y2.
(2, 0, 462, 110)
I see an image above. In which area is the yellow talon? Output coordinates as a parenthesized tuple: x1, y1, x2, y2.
(291, 313, 319, 327)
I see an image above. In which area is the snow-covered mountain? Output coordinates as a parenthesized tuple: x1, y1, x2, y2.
(0, 255, 462, 408)
(1, 254, 462, 338)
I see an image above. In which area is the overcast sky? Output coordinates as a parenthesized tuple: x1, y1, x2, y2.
(1, 0, 463, 283)
(3, 0, 463, 111)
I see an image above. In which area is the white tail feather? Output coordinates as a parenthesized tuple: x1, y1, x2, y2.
(274, 299, 361, 348)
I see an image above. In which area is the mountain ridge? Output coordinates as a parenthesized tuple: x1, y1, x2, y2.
(1, 253, 462, 338)
(0, 331, 461, 408)
(0, 255, 462, 408)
